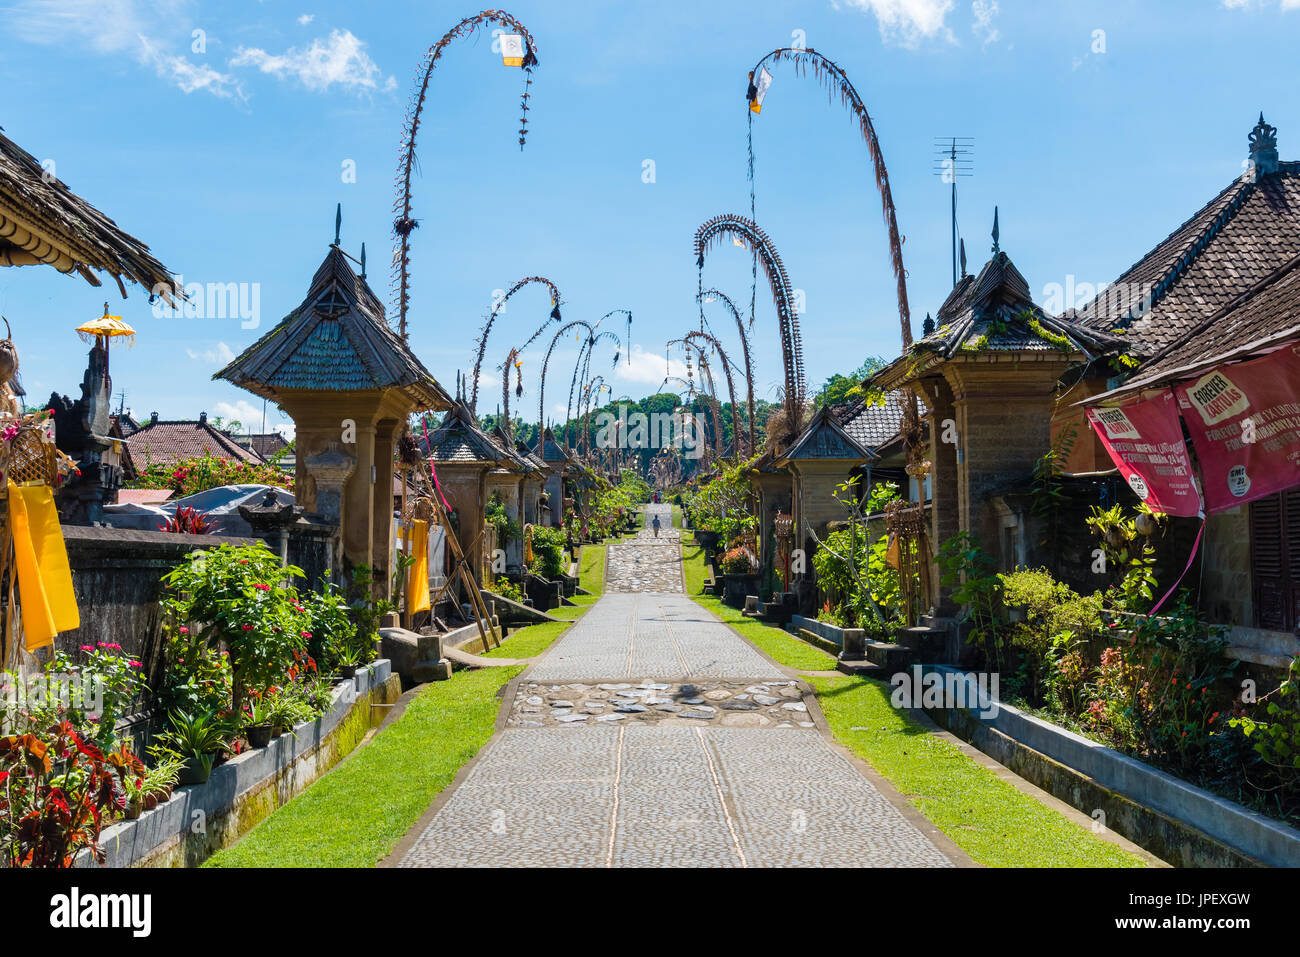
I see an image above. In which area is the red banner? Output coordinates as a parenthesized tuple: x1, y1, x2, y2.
(1174, 344, 1300, 513)
(1086, 391, 1203, 517)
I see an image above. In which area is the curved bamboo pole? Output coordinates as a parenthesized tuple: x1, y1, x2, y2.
(469, 275, 561, 414)
(694, 213, 804, 434)
(536, 319, 593, 449)
(393, 11, 540, 338)
(697, 288, 756, 455)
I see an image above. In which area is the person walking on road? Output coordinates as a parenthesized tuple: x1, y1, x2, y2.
(652, 513, 661, 538)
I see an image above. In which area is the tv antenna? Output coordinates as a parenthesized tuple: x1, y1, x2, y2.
(933, 137, 974, 287)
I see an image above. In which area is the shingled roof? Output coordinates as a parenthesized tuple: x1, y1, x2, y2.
(1085, 251, 1300, 403)
(777, 405, 876, 465)
(537, 427, 573, 466)
(122, 416, 264, 474)
(836, 390, 927, 450)
(425, 403, 520, 467)
(514, 437, 549, 473)
(919, 251, 1124, 360)
(1072, 116, 1300, 359)
(216, 245, 451, 410)
(0, 126, 179, 301)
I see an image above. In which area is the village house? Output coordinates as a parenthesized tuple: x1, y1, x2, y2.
(1068, 115, 1300, 671)
(118, 411, 267, 479)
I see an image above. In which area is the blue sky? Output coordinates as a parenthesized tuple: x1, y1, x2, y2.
(1, 0, 1297, 436)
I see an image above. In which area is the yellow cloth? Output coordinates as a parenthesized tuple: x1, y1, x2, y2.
(406, 520, 431, 616)
(7, 482, 78, 650)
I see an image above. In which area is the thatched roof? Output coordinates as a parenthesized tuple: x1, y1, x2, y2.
(0, 126, 178, 302)
(216, 245, 452, 411)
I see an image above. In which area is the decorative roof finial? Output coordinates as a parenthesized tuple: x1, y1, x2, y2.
(991, 206, 1000, 255)
(922, 313, 935, 337)
(333, 203, 342, 246)
(1249, 113, 1279, 177)
(959, 238, 967, 278)
(359, 242, 366, 279)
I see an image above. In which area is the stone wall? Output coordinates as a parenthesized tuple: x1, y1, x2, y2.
(49, 526, 257, 687)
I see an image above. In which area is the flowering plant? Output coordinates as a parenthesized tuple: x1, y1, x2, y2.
(160, 543, 309, 714)
(50, 644, 146, 752)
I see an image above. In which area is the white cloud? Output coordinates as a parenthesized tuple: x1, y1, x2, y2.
(231, 29, 395, 95)
(139, 36, 245, 99)
(7, 0, 147, 53)
(971, 0, 1000, 47)
(297, 13, 315, 25)
(839, 0, 956, 48)
(186, 341, 236, 365)
(613, 345, 688, 387)
(1223, 0, 1300, 8)
(6, 1, 245, 99)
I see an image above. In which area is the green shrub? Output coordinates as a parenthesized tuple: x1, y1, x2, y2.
(529, 525, 567, 578)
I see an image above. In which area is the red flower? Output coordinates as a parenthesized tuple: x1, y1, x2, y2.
(252, 583, 270, 591)
(241, 624, 253, 631)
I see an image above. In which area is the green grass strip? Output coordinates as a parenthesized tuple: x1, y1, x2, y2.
(681, 534, 836, 671)
(483, 619, 570, 658)
(809, 674, 1148, 868)
(205, 664, 521, 868)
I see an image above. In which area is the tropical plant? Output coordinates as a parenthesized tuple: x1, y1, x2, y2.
(299, 581, 356, 674)
(936, 532, 1006, 671)
(1086, 504, 1158, 613)
(0, 723, 139, 867)
(1232, 653, 1300, 812)
(156, 710, 230, 761)
(158, 505, 214, 535)
(720, 546, 756, 574)
(160, 543, 310, 715)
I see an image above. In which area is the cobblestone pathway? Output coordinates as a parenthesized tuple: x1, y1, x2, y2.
(604, 508, 682, 593)
(396, 503, 955, 868)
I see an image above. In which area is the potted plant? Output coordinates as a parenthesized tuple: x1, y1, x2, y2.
(158, 710, 229, 786)
(144, 754, 184, 805)
(335, 645, 362, 679)
(267, 687, 312, 738)
(242, 695, 275, 748)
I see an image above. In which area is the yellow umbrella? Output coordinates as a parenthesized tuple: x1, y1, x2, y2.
(75, 302, 136, 383)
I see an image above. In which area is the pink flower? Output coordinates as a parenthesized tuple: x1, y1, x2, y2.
(178, 626, 189, 635)
(301, 631, 312, 639)
(79, 644, 93, 651)
(129, 660, 142, 668)
(241, 624, 254, 631)
(252, 583, 270, 591)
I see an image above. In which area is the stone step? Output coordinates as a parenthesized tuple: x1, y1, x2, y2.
(895, 625, 948, 660)
(835, 659, 891, 679)
(864, 640, 915, 670)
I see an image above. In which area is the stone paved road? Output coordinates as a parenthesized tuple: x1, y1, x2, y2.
(396, 503, 956, 868)
(605, 505, 682, 593)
